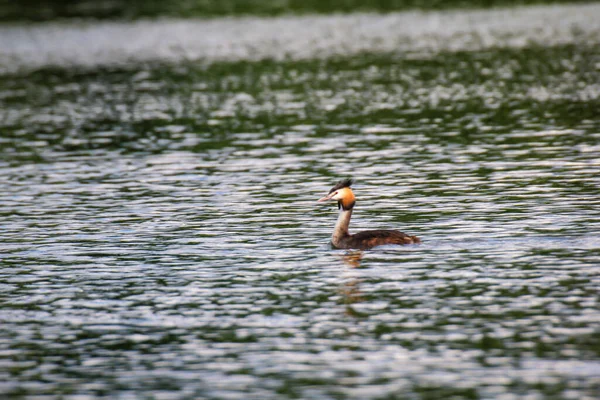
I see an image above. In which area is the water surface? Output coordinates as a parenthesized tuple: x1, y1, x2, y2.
(1, 4, 600, 399)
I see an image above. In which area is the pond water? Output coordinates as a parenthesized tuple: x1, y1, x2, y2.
(1, 3, 599, 399)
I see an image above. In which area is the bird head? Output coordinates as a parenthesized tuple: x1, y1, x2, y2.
(318, 179, 356, 210)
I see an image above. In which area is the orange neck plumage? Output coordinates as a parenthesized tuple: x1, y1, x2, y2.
(336, 187, 356, 211)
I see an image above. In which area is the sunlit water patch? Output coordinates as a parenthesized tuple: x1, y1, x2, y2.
(0, 3, 600, 74)
(1, 4, 600, 400)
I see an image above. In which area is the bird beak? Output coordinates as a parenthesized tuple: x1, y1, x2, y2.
(317, 193, 335, 202)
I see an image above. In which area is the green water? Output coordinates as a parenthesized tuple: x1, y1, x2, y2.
(1, 4, 600, 399)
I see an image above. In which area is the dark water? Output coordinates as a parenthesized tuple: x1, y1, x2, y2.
(1, 4, 600, 399)
(0, 0, 591, 21)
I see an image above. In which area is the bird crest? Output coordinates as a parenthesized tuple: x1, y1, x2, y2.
(329, 178, 353, 194)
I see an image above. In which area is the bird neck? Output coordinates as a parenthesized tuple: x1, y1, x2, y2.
(333, 208, 353, 243)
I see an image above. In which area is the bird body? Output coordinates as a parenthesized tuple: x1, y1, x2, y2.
(318, 179, 420, 250)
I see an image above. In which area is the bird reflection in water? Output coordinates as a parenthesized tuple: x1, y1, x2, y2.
(341, 250, 364, 269)
(339, 251, 365, 316)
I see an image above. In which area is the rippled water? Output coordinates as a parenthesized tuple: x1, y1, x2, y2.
(1, 4, 600, 399)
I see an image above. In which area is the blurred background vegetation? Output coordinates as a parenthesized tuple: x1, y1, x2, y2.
(0, 0, 593, 21)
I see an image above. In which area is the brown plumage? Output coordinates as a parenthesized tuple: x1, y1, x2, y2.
(318, 179, 420, 250)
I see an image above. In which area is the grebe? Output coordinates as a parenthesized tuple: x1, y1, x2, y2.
(318, 179, 420, 250)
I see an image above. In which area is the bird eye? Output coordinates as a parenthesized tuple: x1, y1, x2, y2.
(334, 191, 338, 195)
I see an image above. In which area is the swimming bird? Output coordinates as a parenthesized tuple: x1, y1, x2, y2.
(318, 179, 420, 249)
